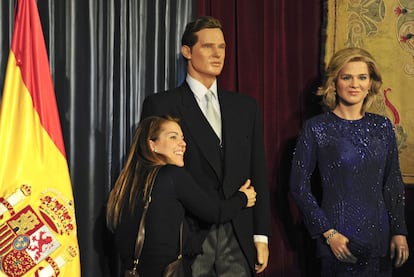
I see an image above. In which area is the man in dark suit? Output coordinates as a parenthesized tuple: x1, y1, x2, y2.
(141, 16, 271, 276)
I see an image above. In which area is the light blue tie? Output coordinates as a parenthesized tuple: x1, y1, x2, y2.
(205, 90, 221, 140)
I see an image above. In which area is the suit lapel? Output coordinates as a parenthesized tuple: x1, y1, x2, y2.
(219, 90, 244, 190)
(178, 84, 223, 179)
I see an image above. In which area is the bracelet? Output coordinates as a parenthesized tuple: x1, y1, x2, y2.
(325, 229, 337, 245)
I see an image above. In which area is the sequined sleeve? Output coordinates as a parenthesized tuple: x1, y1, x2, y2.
(382, 119, 408, 236)
(289, 119, 332, 237)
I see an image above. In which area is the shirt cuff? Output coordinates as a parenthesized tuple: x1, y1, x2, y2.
(253, 235, 268, 244)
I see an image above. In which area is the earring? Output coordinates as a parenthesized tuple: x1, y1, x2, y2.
(154, 148, 157, 153)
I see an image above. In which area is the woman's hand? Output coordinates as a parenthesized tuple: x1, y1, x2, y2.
(238, 179, 256, 207)
(390, 235, 409, 267)
(323, 229, 357, 264)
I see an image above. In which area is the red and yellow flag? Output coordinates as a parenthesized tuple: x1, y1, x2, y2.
(0, 0, 81, 276)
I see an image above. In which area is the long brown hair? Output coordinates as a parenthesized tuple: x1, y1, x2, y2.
(106, 116, 179, 231)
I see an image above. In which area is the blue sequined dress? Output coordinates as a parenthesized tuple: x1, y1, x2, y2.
(289, 112, 407, 276)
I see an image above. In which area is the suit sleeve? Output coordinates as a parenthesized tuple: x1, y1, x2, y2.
(171, 166, 247, 223)
(251, 102, 272, 237)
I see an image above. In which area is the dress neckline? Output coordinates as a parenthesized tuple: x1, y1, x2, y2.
(329, 111, 366, 123)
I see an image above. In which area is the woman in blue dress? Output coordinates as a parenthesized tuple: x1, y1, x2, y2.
(289, 47, 409, 276)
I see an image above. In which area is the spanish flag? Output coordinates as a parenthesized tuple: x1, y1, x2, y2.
(0, 0, 81, 276)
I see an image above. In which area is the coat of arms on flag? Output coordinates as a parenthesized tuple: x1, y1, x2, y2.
(0, 187, 78, 276)
(1, 187, 79, 276)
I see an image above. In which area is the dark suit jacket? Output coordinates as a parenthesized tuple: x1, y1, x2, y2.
(140, 82, 271, 272)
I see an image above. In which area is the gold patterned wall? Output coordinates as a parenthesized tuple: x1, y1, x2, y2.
(324, 0, 414, 184)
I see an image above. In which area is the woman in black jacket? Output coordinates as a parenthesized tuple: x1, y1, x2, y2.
(106, 116, 256, 277)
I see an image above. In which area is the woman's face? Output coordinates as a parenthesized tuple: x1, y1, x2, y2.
(335, 61, 372, 108)
(150, 121, 186, 167)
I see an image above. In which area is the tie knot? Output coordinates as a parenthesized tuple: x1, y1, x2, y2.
(205, 90, 213, 101)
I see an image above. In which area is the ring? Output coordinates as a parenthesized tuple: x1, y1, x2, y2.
(337, 254, 342, 259)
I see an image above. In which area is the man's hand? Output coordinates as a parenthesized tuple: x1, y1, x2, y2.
(254, 242, 269, 274)
(238, 179, 256, 207)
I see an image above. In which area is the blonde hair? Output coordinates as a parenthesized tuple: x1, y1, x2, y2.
(106, 116, 179, 231)
(317, 47, 383, 112)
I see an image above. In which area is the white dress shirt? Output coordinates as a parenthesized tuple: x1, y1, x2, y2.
(186, 75, 221, 119)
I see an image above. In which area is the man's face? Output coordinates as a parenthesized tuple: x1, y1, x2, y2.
(182, 28, 226, 86)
